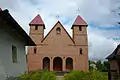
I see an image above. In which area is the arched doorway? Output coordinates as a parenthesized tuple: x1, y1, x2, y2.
(53, 57, 62, 71)
(66, 57, 73, 71)
(43, 57, 50, 70)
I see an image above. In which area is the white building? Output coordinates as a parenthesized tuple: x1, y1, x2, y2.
(0, 9, 35, 80)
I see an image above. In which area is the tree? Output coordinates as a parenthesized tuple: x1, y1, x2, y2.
(102, 61, 109, 72)
(96, 60, 104, 71)
(89, 60, 109, 72)
(89, 60, 97, 71)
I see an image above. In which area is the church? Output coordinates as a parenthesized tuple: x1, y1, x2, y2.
(27, 14, 88, 72)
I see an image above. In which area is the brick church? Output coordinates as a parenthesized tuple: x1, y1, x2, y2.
(27, 14, 88, 72)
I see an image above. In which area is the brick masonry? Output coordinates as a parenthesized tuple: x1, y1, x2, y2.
(27, 15, 88, 72)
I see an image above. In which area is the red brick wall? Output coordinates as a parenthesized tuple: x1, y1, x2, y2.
(27, 22, 88, 72)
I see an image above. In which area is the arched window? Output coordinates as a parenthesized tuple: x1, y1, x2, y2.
(34, 47, 37, 54)
(80, 48, 82, 55)
(56, 27, 61, 34)
(43, 57, 50, 70)
(66, 57, 73, 71)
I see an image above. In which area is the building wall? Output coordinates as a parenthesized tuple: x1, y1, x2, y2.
(109, 48, 120, 73)
(109, 60, 119, 73)
(0, 25, 26, 79)
(117, 48, 120, 55)
(27, 22, 88, 72)
(73, 26, 87, 45)
(30, 25, 44, 44)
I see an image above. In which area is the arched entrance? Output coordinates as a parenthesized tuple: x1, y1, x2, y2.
(43, 57, 50, 70)
(66, 57, 73, 71)
(53, 57, 62, 71)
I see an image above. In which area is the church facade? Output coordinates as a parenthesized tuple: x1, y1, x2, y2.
(27, 14, 88, 72)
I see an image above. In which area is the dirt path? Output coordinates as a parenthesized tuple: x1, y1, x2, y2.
(57, 76, 64, 80)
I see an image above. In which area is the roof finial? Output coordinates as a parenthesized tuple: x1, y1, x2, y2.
(76, 8, 80, 15)
(37, 8, 41, 14)
(56, 12, 60, 20)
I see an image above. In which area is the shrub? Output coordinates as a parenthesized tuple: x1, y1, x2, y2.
(64, 70, 108, 80)
(19, 70, 56, 80)
(6, 70, 56, 80)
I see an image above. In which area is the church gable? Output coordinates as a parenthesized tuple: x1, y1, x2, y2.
(41, 21, 74, 44)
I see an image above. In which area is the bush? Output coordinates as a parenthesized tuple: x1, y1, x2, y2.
(64, 70, 108, 80)
(6, 70, 56, 80)
(19, 70, 56, 80)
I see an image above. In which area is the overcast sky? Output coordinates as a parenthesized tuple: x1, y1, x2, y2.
(1, 0, 120, 61)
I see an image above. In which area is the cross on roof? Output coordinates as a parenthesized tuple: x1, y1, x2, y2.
(76, 8, 80, 15)
(56, 12, 60, 20)
(37, 8, 41, 13)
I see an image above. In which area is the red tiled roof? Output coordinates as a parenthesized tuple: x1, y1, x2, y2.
(73, 15, 87, 26)
(29, 14, 44, 25)
(0, 8, 2, 11)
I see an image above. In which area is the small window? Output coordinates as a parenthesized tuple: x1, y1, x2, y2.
(12, 45, 17, 63)
(34, 47, 37, 54)
(56, 27, 61, 34)
(79, 26, 82, 31)
(35, 25, 38, 30)
(80, 48, 82, 55)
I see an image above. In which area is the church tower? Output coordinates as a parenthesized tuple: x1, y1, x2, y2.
(72, 15, 88, 45)
(29, 14, 45, 45)
(72, 15, 88, 70)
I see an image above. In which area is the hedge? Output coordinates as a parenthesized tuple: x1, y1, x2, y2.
(6, 70, 56, 80)
(64, 70, 108, 80)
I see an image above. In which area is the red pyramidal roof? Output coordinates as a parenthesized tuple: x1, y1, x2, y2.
(73, 15, 87, 26)
(0, 8, 2, 11)
(29, 14, 44, 25)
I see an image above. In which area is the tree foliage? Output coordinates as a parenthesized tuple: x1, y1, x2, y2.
(96, 60, 104, 71)
(89, 60, 109, 72)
